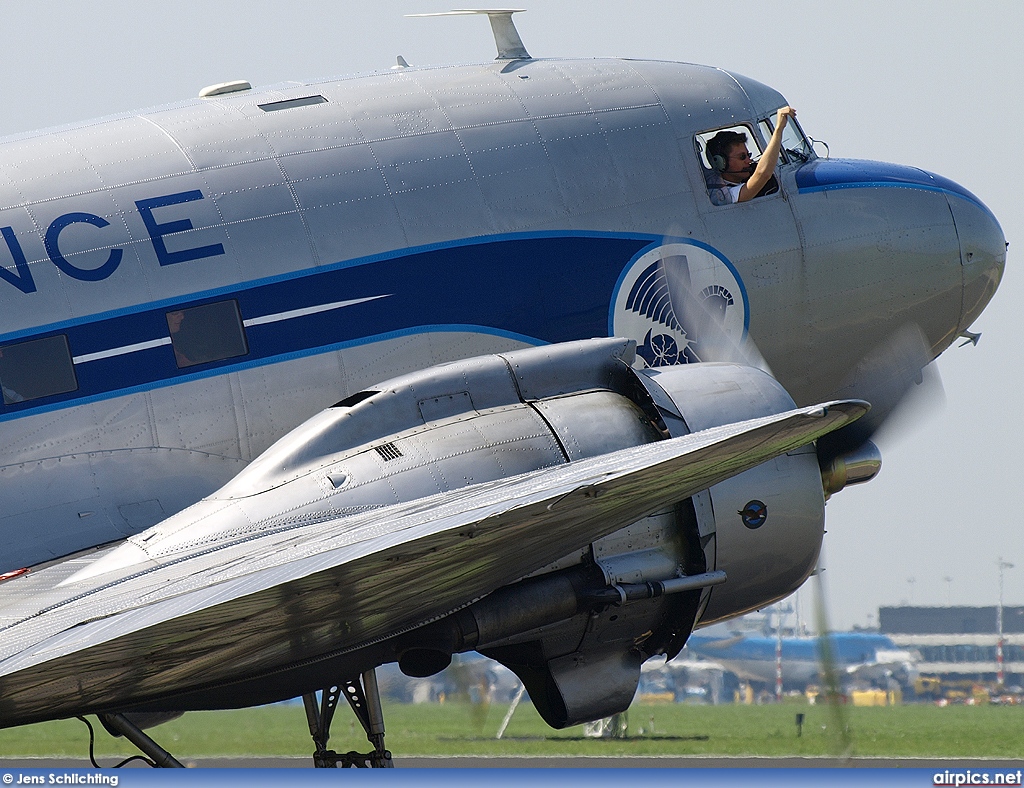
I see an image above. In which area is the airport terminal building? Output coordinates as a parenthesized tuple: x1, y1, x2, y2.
(880, 606, 1024, 686)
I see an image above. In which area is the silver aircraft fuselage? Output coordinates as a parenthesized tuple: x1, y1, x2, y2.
(0, 56, 1004, 572)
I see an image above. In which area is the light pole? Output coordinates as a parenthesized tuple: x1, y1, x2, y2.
(997, 558, 1014, 687)
(944, 576, 954, 607)
(775, 602, 784, 702)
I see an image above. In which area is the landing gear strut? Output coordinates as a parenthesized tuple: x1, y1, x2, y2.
(94, 713, 185, 768)
(303, 668, 393, 768)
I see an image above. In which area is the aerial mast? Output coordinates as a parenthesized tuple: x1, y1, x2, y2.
(407, 9, 532, 60)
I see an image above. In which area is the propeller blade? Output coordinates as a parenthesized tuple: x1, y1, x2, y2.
(818, 323, 943, 462)
(657, 247, 771, 372)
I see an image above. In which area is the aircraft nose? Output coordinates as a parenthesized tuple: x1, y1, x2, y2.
(793, 159, 1004, 352)
(946, 189, 1006, 333)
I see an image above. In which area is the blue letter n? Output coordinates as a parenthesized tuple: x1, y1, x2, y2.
(0, 226, 36, 294)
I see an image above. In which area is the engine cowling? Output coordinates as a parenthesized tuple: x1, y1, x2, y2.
(466, 360, 827, 727)
(97, 337, 834, 728)
(639, 362, 827, 624)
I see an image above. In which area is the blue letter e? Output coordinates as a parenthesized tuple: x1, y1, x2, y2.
(136, 190, 226, 267)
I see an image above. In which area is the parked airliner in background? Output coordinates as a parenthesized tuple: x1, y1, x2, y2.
(686, 630, 918, 690)
(0, 12, 1004, 767)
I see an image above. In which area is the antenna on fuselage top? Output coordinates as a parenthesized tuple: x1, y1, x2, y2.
(407, 9, 531, 60)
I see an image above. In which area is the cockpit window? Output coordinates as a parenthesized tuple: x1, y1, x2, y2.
(695, 125, 761, 174)
(760, 112, 816, 164)
(695, 124, 778, 206)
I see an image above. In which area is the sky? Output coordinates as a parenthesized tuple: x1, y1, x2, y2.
(0, 1, 1020, 631)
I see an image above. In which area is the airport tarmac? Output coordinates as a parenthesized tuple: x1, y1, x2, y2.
(4, 756, 1024, 768)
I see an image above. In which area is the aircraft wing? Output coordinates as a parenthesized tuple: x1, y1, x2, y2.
(0, 400, 865, 727)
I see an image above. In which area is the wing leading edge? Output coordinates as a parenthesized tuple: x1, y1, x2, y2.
(0, 400, 866, 726)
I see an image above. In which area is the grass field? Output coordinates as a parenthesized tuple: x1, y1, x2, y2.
(1, 701, 1022, 761)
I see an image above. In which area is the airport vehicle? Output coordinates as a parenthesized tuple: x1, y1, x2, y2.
(0, 12, 1004, 767)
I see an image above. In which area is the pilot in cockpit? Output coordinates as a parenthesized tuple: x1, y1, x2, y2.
(705, 106, 797, 206)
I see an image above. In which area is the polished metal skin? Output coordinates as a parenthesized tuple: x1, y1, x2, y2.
(0, 31, 1005, 746)
(820, 440, 883, 498)
(643, 362, 828, 623)
(0, 339, 867, 727)
(0, 55, 1003, 574)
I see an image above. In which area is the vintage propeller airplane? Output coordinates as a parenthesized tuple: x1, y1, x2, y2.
(0, 10, 1005, 767)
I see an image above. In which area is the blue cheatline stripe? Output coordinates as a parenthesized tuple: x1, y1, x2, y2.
(0, 325, 547, 425)
(0, 230, 661, 345)
(798, 179, 986, 206)
(1, 233, 679, 422)
(794, 157, 998, 221)
(799, 179, 1001, 225)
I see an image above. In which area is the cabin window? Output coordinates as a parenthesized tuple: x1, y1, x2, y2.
(695, 124, 778, 205)
(0, 334, 77, 404)
(166, 300, 248, 369)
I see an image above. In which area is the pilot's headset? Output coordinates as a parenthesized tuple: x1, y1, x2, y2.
(708, 146, 728, 173)
(705, 138, 728, 172)
(706, 132, 749, 173)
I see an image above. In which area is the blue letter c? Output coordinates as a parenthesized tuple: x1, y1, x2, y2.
(44, 212, 123, 282)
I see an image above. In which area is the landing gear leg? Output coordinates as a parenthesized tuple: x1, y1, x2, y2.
(97, 713, 185, 768)
(303, 669, 393, 768)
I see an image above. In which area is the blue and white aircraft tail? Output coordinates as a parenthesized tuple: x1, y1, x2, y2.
(686, 629, 918, 689)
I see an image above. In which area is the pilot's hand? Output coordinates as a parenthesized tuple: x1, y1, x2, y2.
(776, 106, 797, 126)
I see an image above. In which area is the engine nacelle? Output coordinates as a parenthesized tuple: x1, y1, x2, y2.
(639, 363, 827, 624)
(100, 337, 835, 728)
(469, 360, 827, 727)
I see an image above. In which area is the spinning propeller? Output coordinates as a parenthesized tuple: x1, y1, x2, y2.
(647, 236, 944, 749)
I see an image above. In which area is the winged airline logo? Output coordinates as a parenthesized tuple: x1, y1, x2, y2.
(612, 242, 746, 368)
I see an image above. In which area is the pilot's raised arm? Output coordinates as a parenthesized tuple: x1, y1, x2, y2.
(706, 106, 796, 205)
(735, 106, 796, 203)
